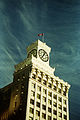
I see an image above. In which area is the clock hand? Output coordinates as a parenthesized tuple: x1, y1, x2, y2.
(42, 52, 45, 58)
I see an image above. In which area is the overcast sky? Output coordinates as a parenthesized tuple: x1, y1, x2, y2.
(0, 0, 80, 119)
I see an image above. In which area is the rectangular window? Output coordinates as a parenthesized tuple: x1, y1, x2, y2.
(63, 99, 66, 105)
(37, 94, 41, 99)
(48, 107, 52, 113)
(53, 102, 57, 107)
(32, 68, 37, 74)
(53, 94, 57, 99)
(32, 74, 36, 79)
(36, 102, 40, 108)
(48, 115, 51, 120)
(43, 88, 46, 94)
(49, 77, 53, 83)
(58, 97, 62, 102)
(48, 91, 52, 97)
(43, 96, 46, 102)
(58, 88, 61, 93)
(37, 77, 41, 82)
(15, 101, 17, 108)
(53, 85, 57, 91)
(48, 99, 52, 105)
(42, 113, 46, 119)
(45, 75, 48, 80)
(29, 116, 33, 120)
(63, 107, 67, 112)
(43, 80, 47, 85)
(64, 115, 67, 120)
(59, 112, 62, 118)
(37, 86, 41, 91)
(36, 110, 40, 116)
(29, 107, 34, 114)
(31, 90, 35, 97)
(48, 83, 52, 88)
(30, 99, 34, 105)
(22, 75, 25, 79)
(17, 77, 20, 81)
(63, 91, 66, 96)
(58, 104, 62, 110)
(53, 118, 57, 120)
(42, 104, 46, 110)
(32, 83, 35, 89)
(53, 110, 57, 115)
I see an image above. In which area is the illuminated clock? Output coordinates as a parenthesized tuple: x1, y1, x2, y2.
(27, 49, 37, 58)
(38, 49, 49, 62)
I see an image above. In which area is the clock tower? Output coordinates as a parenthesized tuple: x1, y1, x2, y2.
(0, 39, 70, 120)
(27, 40, 51, 65)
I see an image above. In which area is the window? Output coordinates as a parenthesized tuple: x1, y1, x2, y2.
(31, 90, 35, 97)
(32, 83, 35, 89)
(37, 94, 41, 99)
(17, 78, 20, 81)
(40, 71, 43, 76)
(49, 77, 53, 83)
(53, 85, 57, 91)
(48, 99, 52, 105)
(30, 99, 34, 105)
(58, 97, 62, 102)
(43, 89, 46, 94)
(29, 116, 33, 120)
(15, 101, 17, 108)
(58, 88, 61, 93)
(63, 91, 66, 96)
(37, 86, 41, 91)
(48, 83, 52, 88)
(22, 75, 25, 79)
(21, 91, 24, 94)
(58, 104, 62, 109)
(53, 94, 57, 99)
(53, 102, 57, 107)
(43, 96, 46, 102)
(21, 85, 24, 89)
(63, 107, 67, 112)
(32, 74, 36, 79)
(63, 99, 66, 105)
(36, 110, 40, 116)
(48, 115, 51, 120)
(58, 83, 62, 88)
(53, 110, 57, 115)
(45, 75, 48, 80)
(29, 107, 34, 114)
(64, 115, 67, 120)
(59, 112, 62, 118)
(42, 105, 46, 110)
(48, 91, 52, 97)
(48, 107, 52, 113)
(36, 102, 40, 108)
(42, 113, 46, 119)
(32, 69, 37, 74)
(43, 80, 47, 85)
(53, 118, 57, 120)
(38, 77, 41, 82)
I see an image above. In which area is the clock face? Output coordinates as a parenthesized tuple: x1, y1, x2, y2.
(38, 49, 49, 62)
(27, 49, 37, 58)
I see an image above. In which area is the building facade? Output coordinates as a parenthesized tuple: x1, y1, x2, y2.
(0, 40, 70, 120)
